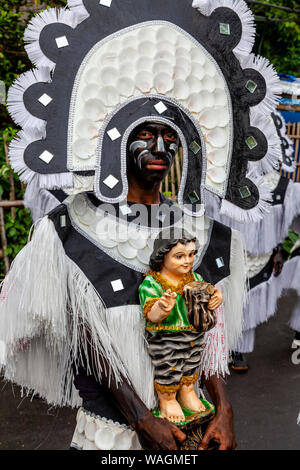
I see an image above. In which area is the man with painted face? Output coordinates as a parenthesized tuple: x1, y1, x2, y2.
(73, 121, 236, 451)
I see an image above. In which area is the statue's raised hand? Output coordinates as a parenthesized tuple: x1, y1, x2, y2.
(147, 289, 177, 323)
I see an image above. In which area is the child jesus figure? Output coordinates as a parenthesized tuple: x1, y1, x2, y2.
(139, 231, 222, 424)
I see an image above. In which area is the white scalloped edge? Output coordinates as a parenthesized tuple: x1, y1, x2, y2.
(192, 0, 255, 58)
(24, 7, 78, 70)
(240, 53, 281, 115)
(7, 67, 51, 132)
(250, 110, 282, 174)
(8, 128, 73, 189)
(67, 0, 90, 23)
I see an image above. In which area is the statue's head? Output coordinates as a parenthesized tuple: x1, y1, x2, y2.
(127, 121, 179, 183)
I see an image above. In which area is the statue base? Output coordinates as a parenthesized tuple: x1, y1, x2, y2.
(152, 398, 218, 450)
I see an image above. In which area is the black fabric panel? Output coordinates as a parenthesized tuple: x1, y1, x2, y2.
(196, 220, 231, 285)
(249, 252, 274, 290)
(49, 189, 68, 203)
(271, 112, 294, 170)
(272, 175, 289, 206)
(48, 204, 144, 307)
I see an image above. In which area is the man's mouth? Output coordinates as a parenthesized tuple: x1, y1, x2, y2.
(145, 160, 169, 170)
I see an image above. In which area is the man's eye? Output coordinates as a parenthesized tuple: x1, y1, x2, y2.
(165, 133, 176, 141)
(139, 131, 152, 139)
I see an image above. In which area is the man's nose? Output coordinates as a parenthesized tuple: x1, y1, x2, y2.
(154, 135, 166, 154)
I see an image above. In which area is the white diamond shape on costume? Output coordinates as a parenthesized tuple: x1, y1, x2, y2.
(276, 195, 281, 201)
(154, 101, 167, 114)
(216, 257, 224, 268)
(120, 205, 132, 216)
(39, 150, 54, 164)
(60, 215, 66, 228)
(111, 279, 124, 292)
(103, 174, 119, 189)
(55, 36, 69, 48)
(38, 94, 52, 107)
(100, 0, 112, 6)
(107, 128, 121, 141)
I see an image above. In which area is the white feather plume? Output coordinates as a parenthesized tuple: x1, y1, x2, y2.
(7, 67, 51, 132)
(192, 0, 256, 58)
(240, 54, 281, 115)
(219, 167, 272, 223)
(67, 0, 90, 23)
(8, 129, 46, 184)
(24, 8, 78, 70)
(8, 129, 73, 189)
(249, 110, 282, 174)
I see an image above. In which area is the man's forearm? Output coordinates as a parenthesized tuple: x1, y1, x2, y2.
(202, 374, 232, 415)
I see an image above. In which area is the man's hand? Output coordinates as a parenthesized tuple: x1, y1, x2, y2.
(198, 406, 236, 450)
(133, 412, 186, 450)
(273, 249, 284, 277)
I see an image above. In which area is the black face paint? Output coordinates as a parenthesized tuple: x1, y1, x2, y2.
(127, 122, 179, 183)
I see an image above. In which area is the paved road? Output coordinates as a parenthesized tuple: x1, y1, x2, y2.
(0, 292, 299, 450)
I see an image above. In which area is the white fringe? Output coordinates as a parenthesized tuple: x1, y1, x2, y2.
(235, 327, 255, 354)
(200, 228, 247, 377)
(0, 217, 133, 408)
(67, 0, 90, 23)
(250, 111, 282, 174)
(7, 67, 51, 131)
(38, 172, 73, 190)
(240, 54, 281, 115)
(9, 129, 45, 185)
(206, 176, 300, 255)
(24, 177, 64, 222)
(24, 8, 78, 70)
(192, 0, 255, 58)
(8, 129, 73, 189)
(219, 171, 272, 223)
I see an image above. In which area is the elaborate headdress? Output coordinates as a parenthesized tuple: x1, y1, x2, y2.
(7, 0, 281, 220)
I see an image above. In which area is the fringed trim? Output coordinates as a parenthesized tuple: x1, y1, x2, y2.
(154, 381, 180, 394)
(143, 298, 160, 318)
(7, 67, 51, 131)
(250, 111, 282, 174)
(240, 54, 281, 115)
(180, 371, 199, 385)
(67, 0, 90, 23)
(192, 0, 255, 58)
(146, 325, 197, 332)
(235, 328, 255, 354)
(24, 8, 78, 69)
(24, 176, 65, 222)
(8, 129, 45, 185)
(200, 229, 247, 378)
(219, 178, 272, 223)
(8, 129, 73, 189)
(38, 172, 73, 190)
(0, 217, 133, 408)
(146, 271, 195, 295)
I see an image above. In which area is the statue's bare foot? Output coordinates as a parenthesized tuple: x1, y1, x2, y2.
(178, 385, 206, 413)
(160, 398, 185, 423)
(156, 390, 185, 423)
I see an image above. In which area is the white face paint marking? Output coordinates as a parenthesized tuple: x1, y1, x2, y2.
(157, 136, 165, 153)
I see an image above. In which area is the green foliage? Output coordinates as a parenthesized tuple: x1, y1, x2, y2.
(282, 230, 300, 256)
(251, 0, 300, 75)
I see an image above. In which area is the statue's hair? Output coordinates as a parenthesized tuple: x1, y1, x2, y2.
(149, 235, 199, 272)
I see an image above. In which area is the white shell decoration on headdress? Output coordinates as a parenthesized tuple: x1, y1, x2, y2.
(70, 23, 231, 195)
